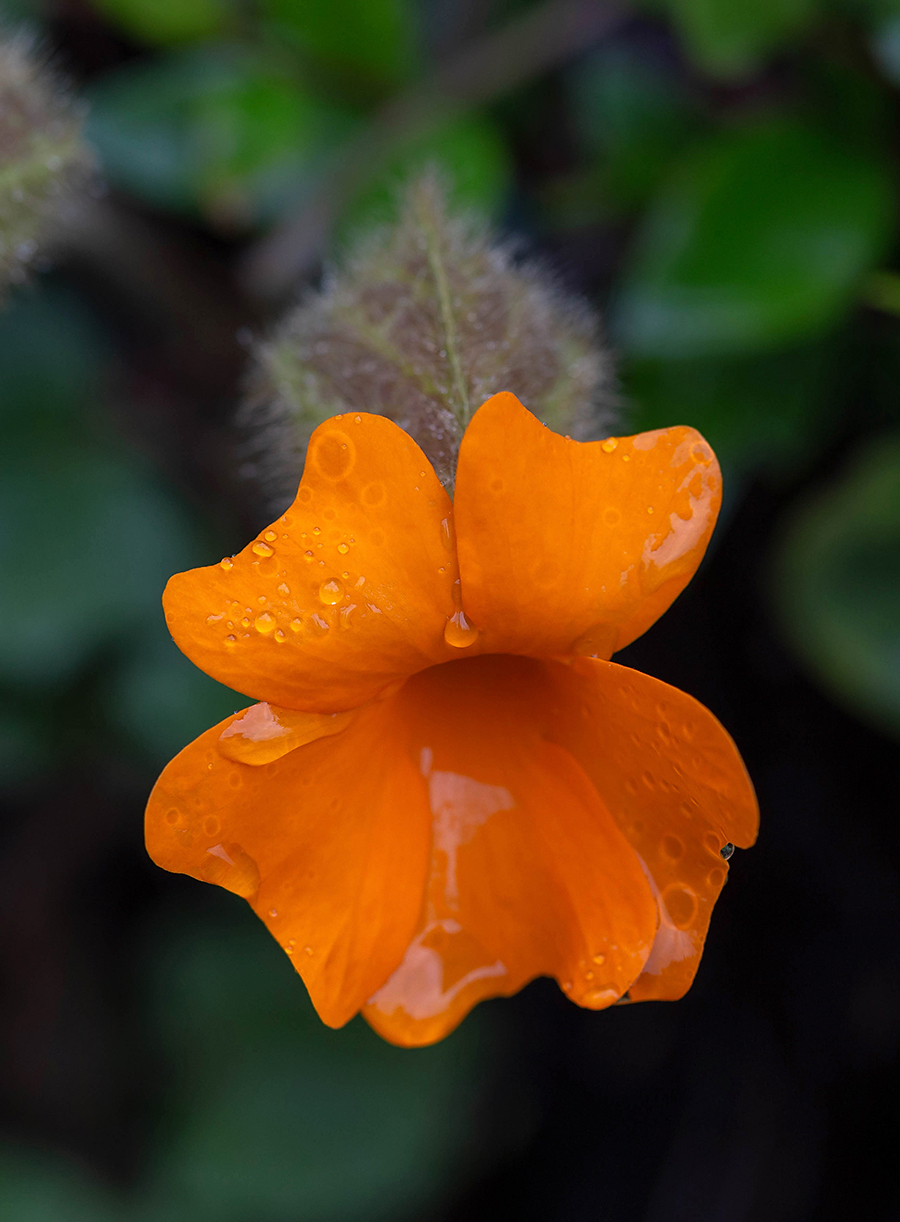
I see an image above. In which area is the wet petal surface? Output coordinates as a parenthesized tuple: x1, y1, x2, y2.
(164, 413, 459, 712)
(363, 655, 659, 1046)
(543, 657, 758, 1000)
(145, 701, 431, 1028)
(453, 393, 722, 658)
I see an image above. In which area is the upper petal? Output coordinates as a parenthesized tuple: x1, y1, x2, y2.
(362, 655, 659, 1047)
(453, 393, 722, 657)
(543, 657, 759, 1001)
(145, 701, 431, 1028)
(164, 413, 459, 711)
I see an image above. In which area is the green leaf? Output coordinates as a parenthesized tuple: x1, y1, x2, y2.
(0, 447, 205, 687)
(613, 120, 893, 359)
(338, 113, 512, 240)
(774, 432, 900, 737)
(86, 47, 354, 227)
(568, 44, 704, 209)
(90, 0, 235, 46)
(259, 0, 419, 90)
(141, 910, 498, 1222)
(0, 1145, 124, 1222)
(664, 0, 820, 77)
(622, 341, 837, 474)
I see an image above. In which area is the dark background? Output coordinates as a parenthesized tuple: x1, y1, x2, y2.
(1, 0, 899, 1218)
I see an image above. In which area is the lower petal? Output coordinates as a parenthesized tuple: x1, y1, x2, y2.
(145, 701, 431, 1028)
(543, 657, 759, 1001)
(362, 656, 659, 1047)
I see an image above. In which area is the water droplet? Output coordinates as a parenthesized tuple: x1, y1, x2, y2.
(601, 438, 618, 453)
(646, 506, 654, 515)
(662, 834, 684, 860)
(252, 541, 274, 557)
(201, 843, 260, 897)
(225, 635, 237, 646)
(255, 612, 276, 634)
(241, 617, 251, 628)
(663, 883, 698, 929)
(312, 526, 321, 536)
(310, 613, 330, 635)
(444, 611, 480, 648)
(622, 454, 631, 462)
(269, 908, 278, 918)
(720, 843, 735, 860)
(274, 629, 286, 642)
(206, 613, 223, 624)
(290, 617, 303, 633)
(264, 530, 277, 542)
(304, 550, 314, 561)
(304, 946, 314, 956)
(220, 557, 234, 570)
(284, 943, 294, 955)
(338, 603, 357, 629)
(585, 970, 594, 980)
(319, 578, 344, 605)
(440, 517, 454, 551)
(354, 415, 362, 424)
(592, 953, 606, 965)
(277, 583, 290, 595)
(337, 543, 349, 554)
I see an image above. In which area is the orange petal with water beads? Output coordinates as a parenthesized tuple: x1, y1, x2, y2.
(453, 392, 722, 658)
(163, 413, 459, 713)
(362, 655, 659, 1047)
(218, 702, 357, 764)
(543, 656, 758, 1001)
(145, 703, 430, 1028)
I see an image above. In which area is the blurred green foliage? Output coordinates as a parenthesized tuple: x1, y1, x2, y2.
(0, 288, 240, 775)
(775, 434, 900, 737)
(0, 907, 501, 1222)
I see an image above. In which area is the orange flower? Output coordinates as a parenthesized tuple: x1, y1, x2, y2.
(146, 392, 758, 1047)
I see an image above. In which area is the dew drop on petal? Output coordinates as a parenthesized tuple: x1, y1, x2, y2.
(319, 578, 344, 605)
(264, 530, 277, 542)
(592, 953, 606, 965)
(220, 557, 234, 570)
(337, 543, 349, 554)
(601, 438, 618, 453)
(662, 834, 684, 860)
(255, 612, 276, 634)
(269, 908, 278, 918)
(252, 541, 274, 557)
(444, 610, 480, 648)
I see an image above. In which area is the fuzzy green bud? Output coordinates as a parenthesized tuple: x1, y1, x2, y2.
(0, 33, 95, 292)
(243, 174, 615, 508)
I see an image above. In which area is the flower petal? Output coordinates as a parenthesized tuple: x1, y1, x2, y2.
(453, 393, 722, 657)
(543, 657, 759, 1001)
(164, 413, 459, 712)
(145, 702, 431, 1028)
(362, 656, 659, 1047)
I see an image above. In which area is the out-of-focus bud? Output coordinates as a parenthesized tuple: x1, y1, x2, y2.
(243, 173, 616, 507)
(0, 33, 94, 293)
